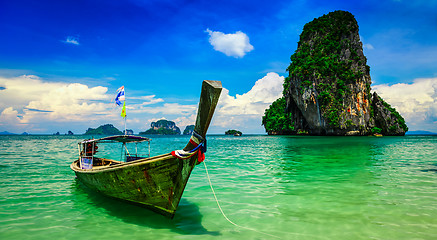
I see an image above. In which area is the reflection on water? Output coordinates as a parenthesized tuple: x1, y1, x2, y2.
(1, 135, 437, 239)
(70, 180, 219, 236)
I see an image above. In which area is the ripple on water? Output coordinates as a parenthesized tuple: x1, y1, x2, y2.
(1, 135, 437, 239)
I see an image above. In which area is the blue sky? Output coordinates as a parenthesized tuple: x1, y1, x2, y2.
(0, 0, 436, 134)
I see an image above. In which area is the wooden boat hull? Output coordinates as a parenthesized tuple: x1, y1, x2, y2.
(70, 80, 222, 218)
(71, 153, 197, 218)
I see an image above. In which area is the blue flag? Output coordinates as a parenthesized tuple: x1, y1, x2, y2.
(115, 86, 125, 106)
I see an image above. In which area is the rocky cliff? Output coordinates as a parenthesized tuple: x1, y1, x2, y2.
(265, 10, 407, 136)
(139, 119, 181, 135)
(183, 125, 195, 135)
(371, 92, 408, 136)
(84, 124, 123, 135)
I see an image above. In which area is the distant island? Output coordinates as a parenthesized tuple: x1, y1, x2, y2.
(123, 129, 134, 135)
(0, 131, 16, 135)
(263, 10, 408, 136)
(139, 119, 181, 135)
(225, 129, 242, 136)
(0, 131, 28, 135)
(183, 125, 195, 135)
(84, 124, 123, 135)
(53, 131, 74, 135)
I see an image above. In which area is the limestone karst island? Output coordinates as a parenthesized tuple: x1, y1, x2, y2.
(82, 122, 195, 136)
(263, 10, 408, 136)
(139, 119, 181, 135)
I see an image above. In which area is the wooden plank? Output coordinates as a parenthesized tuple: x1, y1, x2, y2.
(184, 80, 222, 151)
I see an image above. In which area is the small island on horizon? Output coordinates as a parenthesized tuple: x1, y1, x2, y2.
(139, 119, 181, 135)
(1, 128, 436, 136)
(84, 124, 123, 135)
(225, 129, 242, 136)
(183, 125, 195, 135)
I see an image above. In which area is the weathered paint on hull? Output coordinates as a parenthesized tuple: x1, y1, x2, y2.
(71, 80, 223, 218)
(71, 153, 197, 218)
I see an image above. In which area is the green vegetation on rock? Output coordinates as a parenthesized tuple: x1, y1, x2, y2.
(262, 97, 294, 134)
(140, 128, 180, 135)
(139, 119, 181, 135)
(225, 129, 242, 135)
(183, 125, 195, 135)
(372, 127, 382, 134)
(262, 10, 407, 136)
(84, 124, 123, 135)
(283, 10, 369, 127)
(380, 98, 407, 132)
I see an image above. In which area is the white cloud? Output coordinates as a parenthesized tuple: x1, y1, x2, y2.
(0, 73, 286, 134)
(0, 107, 21, 125)
(363, 43, 374, 50)
(131, 95, 164, 105)
(0, 75, 198, 133)
(118, 73, 283, 134)
(130, 103, 197, 115)
(64, 36, 80, 45)
(0, 75, 108, 112)
(127, 95, 165, 112)
(144, 117, 166, 125)
(373, 78, 437, 132)
(0, 75, 113, 132)
(360, 35, 374, 50)
(211, 72, 284, 133)
(206, 29, 254, 58)
(174, 114, 197, 133)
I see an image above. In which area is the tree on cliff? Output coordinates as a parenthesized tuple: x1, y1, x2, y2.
(263, 10, 407, 136)
(262, 97, 294, 134)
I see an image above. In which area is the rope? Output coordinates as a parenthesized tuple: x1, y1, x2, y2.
(202, 161, 281, 239)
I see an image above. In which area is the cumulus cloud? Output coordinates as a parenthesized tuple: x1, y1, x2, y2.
(0, 75, 199, 133)
(0, 75, 108, 112)
(64, 36, 80, 45)
(130, 103, 197, 115)
(0, 73, 286, 134)
(206, 29, 254, 58)
(373, 78, 437, 132)
(130, 95, 164, 106)
(123, 73, 284, 133)
(211, 72, 284, 133)
(171, 114, 197, 133)
(0, 107, 22, 126)
(0, 75, 113, 132)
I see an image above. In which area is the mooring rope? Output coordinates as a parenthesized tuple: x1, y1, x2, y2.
(202, 161, 281, 239)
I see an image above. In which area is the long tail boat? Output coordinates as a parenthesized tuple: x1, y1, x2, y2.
(70, 80, 222, 218)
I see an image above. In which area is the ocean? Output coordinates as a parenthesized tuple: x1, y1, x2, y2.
(1, 135, 436, 239)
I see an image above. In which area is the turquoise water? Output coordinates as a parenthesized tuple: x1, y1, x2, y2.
(1, 135, 436, 239)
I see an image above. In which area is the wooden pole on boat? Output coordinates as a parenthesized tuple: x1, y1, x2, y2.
(184, 80, 222, 151)
(124, 116, 127, 135)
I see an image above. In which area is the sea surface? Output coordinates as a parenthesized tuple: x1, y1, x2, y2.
(1, 135, 436, 239)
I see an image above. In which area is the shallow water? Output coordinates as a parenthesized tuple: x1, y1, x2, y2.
(1, 135, 436, 239)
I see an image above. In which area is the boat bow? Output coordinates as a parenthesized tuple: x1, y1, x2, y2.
(71, 80, 222, 218)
